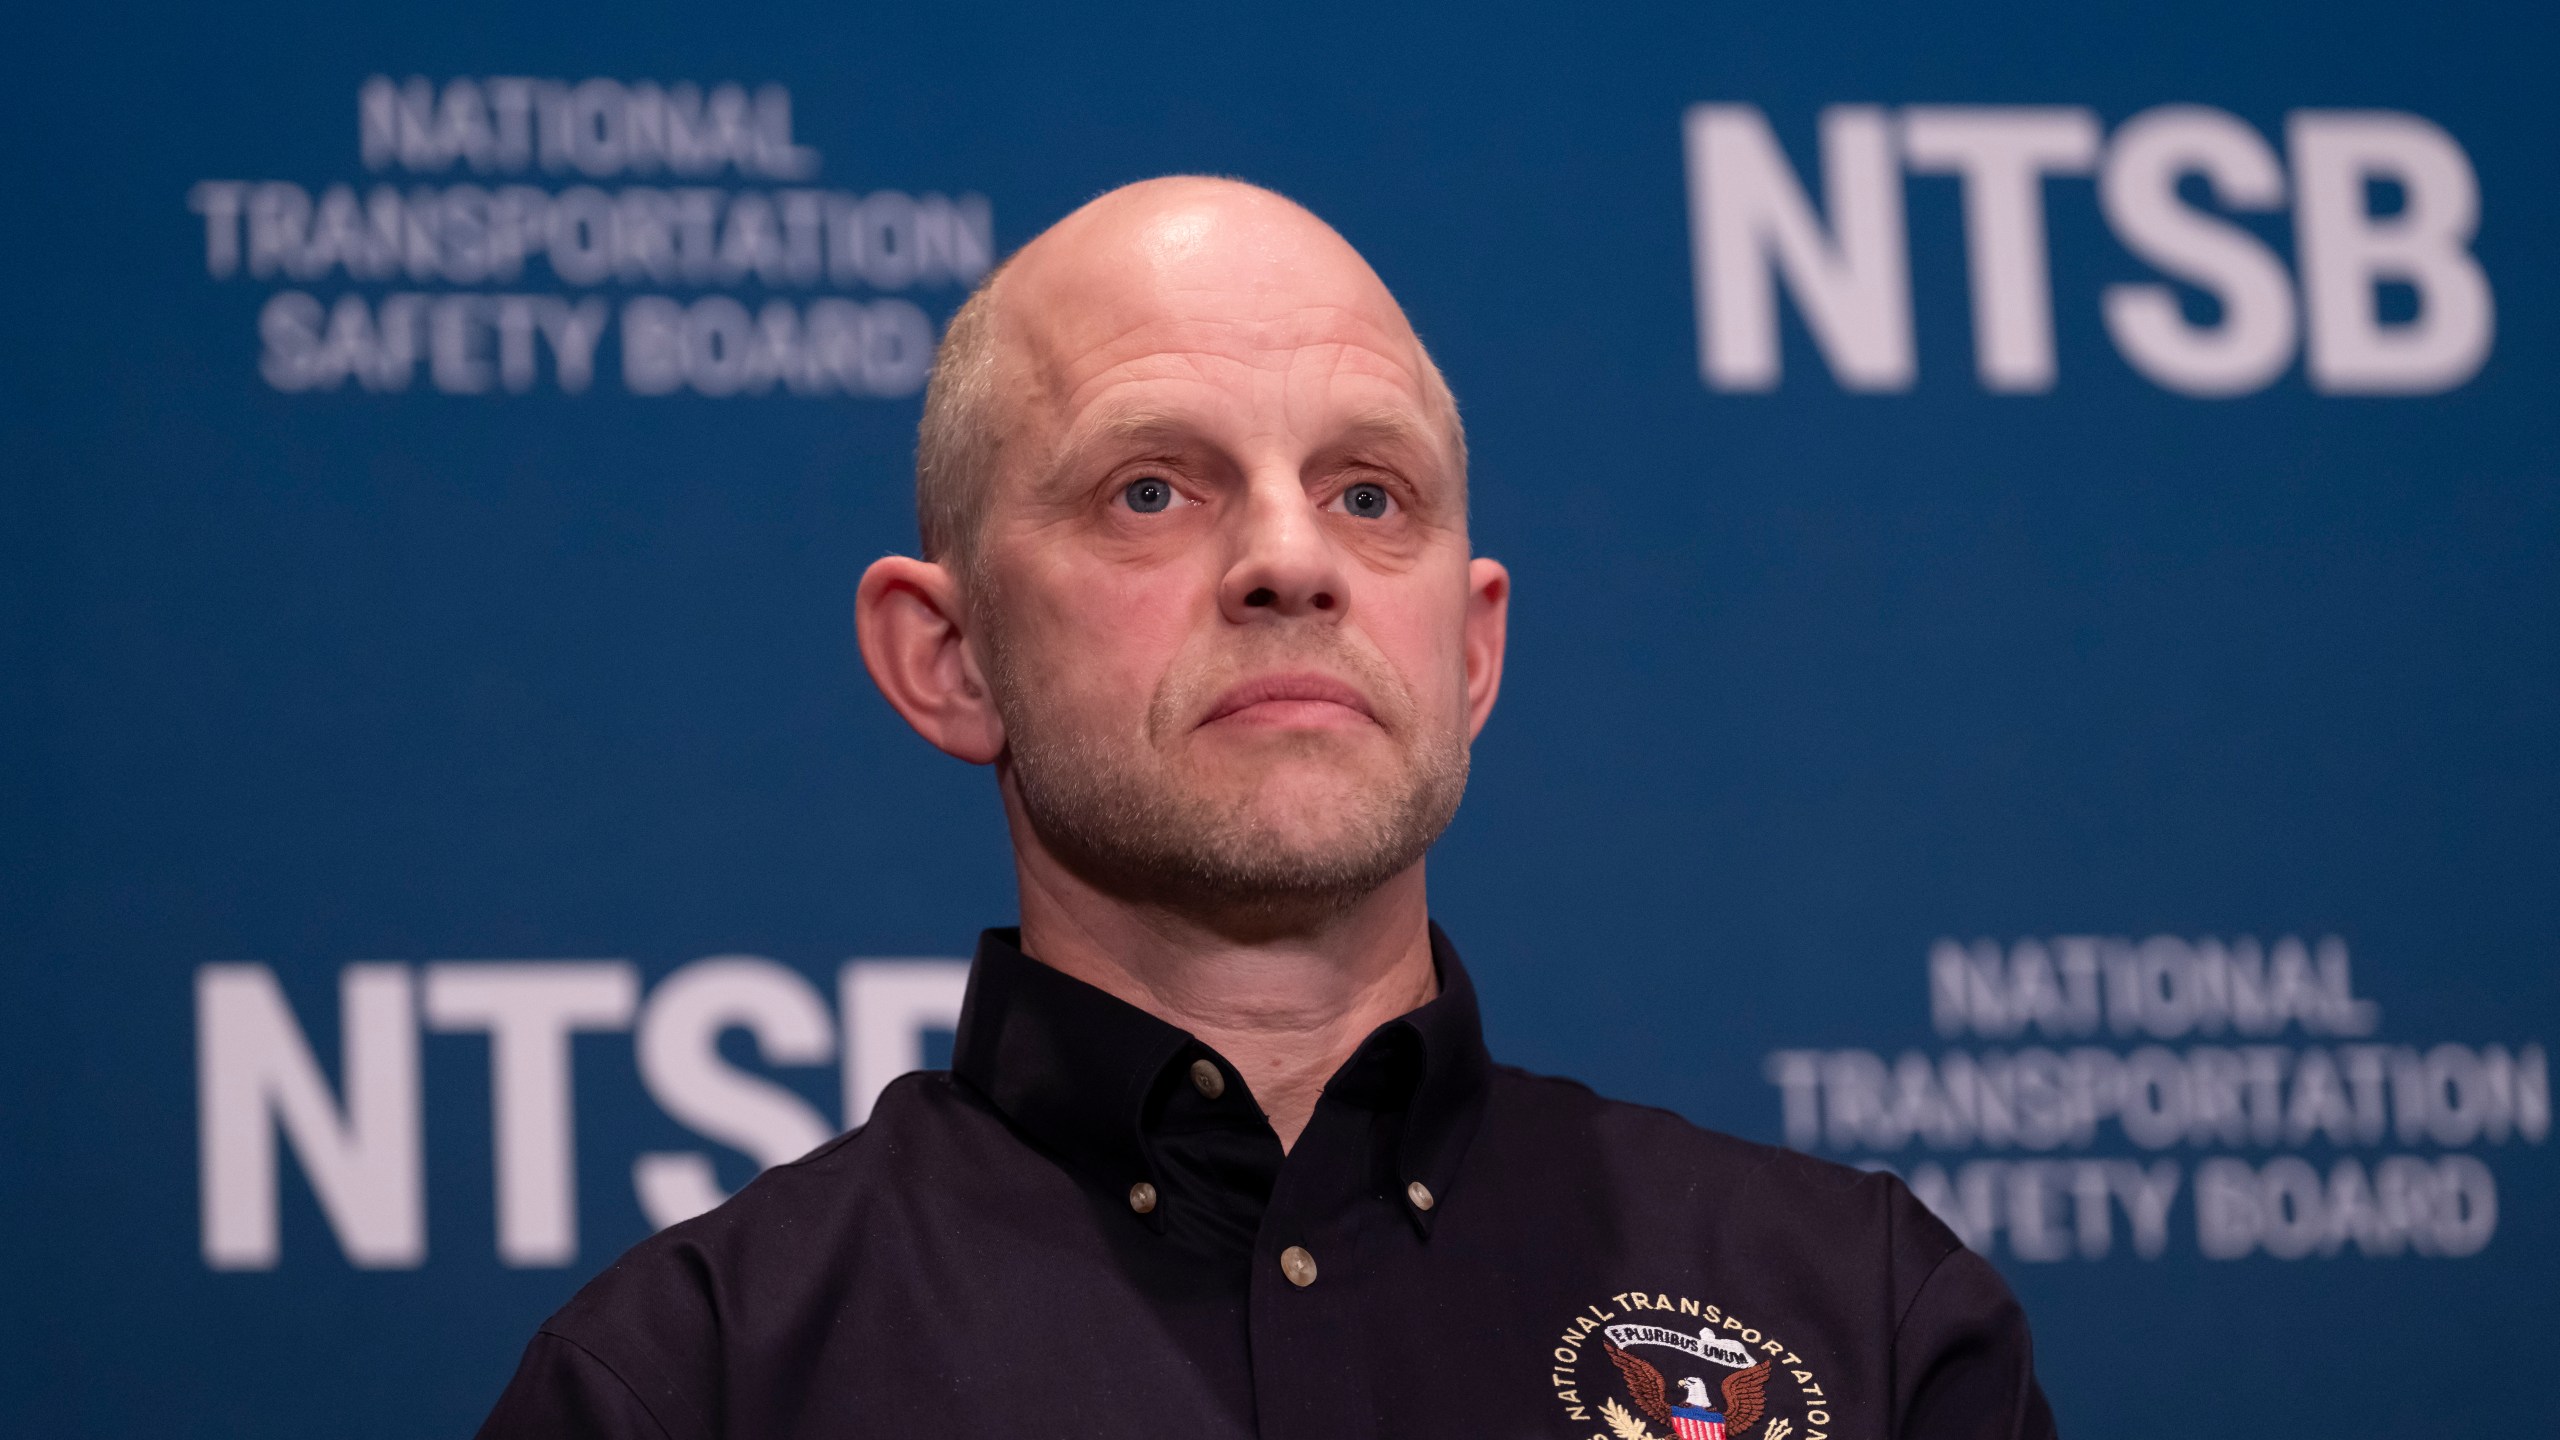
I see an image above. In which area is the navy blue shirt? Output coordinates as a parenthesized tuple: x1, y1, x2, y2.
(478, 927, 2056, 1440)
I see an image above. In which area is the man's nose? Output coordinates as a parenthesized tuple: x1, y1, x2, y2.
(1216, 469, 1346, 623)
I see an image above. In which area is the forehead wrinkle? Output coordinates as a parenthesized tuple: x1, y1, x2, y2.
(1276, 343, 1447, 457)
(1068, 326, 1430, 404)
(1040, 289, 1423, 376)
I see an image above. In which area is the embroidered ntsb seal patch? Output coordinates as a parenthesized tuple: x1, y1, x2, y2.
(1548, 1290, 1834, 1440)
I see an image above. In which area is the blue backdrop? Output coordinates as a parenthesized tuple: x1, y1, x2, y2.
(5, 2, 2552, 1435)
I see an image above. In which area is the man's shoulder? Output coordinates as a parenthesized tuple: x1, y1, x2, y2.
(1484, 1059, 1846, 1181)
(482, 1073, 1001, 1439)
(539, 1071, 993, 1352)
(1482, 1062, 1963, 1271)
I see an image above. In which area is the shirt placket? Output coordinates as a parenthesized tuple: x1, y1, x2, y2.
(1244, 1091, 1401, 1440)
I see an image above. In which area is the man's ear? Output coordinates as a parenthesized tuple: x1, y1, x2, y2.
(855, 555, 1006, 764)
(1462, 556, 1510, 740)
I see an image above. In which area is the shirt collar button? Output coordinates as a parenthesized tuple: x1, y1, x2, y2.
(1406, 1180, 1436, 1211)
(1189, 1058, 1228, 1100)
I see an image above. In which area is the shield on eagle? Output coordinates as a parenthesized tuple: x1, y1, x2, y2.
(1669, 1406, 1728, 1440)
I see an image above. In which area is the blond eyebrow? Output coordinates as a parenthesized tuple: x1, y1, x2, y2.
(1028, 408, 1197, 487)
(1323, 408, 1442, 458)
(1038, 407, 1200, 467)
(1093, 407, 1194, 442)
(1079, 404, 1439, 450)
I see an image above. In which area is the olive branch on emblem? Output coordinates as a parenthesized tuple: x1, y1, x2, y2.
(1599, 1396, 1663, 1440)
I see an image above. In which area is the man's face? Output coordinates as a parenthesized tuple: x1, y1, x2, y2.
(967, 188, 1502, 915)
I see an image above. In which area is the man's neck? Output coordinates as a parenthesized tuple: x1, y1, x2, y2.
(1008, 837, 1439, 1152)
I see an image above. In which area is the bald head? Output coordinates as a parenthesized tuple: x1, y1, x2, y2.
(914, 177, 1465, 573)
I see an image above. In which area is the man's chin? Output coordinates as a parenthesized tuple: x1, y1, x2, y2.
(1191, 760, 1409, 833)
(1217, 811, 1412, 875)
(1006, 723, 1465, 924)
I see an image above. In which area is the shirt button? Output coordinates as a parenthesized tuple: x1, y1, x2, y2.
(1189, 1058, 1227, 1100)
(1406, 1180, 1436, 1211)
(1279, 1245, 1318, 1287)
(1128, 1181, 1158, 1214)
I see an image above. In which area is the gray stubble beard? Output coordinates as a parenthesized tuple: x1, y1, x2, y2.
(980, 619, 1471, 931)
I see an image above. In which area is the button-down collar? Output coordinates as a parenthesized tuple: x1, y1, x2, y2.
(949, 924, 1492, 1245)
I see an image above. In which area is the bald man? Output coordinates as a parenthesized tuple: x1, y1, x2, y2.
(476, 178, 2055, 1440)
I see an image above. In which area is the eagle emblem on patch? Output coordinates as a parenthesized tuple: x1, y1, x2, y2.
(1604, 1346, 1768, 1440)
(1546, 1291, 1833, 1440)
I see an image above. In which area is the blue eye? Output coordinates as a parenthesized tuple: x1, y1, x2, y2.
(1341, 483, 1391, 519)
(1122, 476, 1173, 513)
